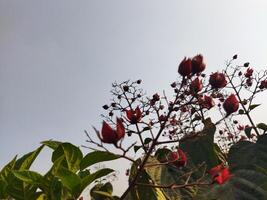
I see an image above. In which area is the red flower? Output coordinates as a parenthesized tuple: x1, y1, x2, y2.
(244, 68, 253, 78)
(168, 149, 187, 167)
(99, 118, 125, 144)
(199, 95, 215, 110)
(190, 77, 203, 93)
(192, 54, 206, 74)
(126, 106, 142, 124)
(259, 80, 267, 89)
(209, 164, 232, 185)
(209, 72, 227, 89)
(223, 94, 239, 115)
(79, 197, 83, 200)
(178, 57, 192, 77)
(208, 164, 223, 177)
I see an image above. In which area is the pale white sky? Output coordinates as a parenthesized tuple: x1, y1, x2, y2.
(1, 0, 267, 196)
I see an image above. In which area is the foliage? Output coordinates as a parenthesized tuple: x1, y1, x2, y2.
(0, 141, 119, 200)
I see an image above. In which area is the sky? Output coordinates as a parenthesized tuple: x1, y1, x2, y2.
(1, 0, 267, 196)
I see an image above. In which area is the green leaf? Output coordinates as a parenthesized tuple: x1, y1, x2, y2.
(133, 145, 142, 153)
(155, 148, 172, 163)
(239, 109, 245, 114)
(0, 179, 8, 198)
(41, 140, 62, 150)
(249, 104, 260, 111)
(52, 143, 83, 172)
(180, 118, 220, 169)
(13, 170, 43, 185)
(244, 126, 253, 138)
(144, 138, 152, 144)
(257, 123, 267, 131)
(81, 168, 114, 190)
(90, 182, 114, 200)
(80, 151, 120, 170)
(127, 159, 167, 200)
(56, 167, 81, 198)
(15, 145, 44, 170)
(0, 155, 17, 182)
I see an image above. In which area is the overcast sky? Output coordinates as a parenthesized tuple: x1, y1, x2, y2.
(1, 0, 267, 196)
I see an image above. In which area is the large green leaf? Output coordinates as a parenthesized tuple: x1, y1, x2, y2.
(56, 167, 82, 198)
(13, 170, 43, 185)
(80, 151, 120, 170)
(41, 140, 62, 150)
(125, 158, 167, 200)
(52, 143, 83, 172)
(180, 118, 220, 169)
(15, 145, 44, 170)
(146, 156, 208, 200)
(228, 134, 267, 170)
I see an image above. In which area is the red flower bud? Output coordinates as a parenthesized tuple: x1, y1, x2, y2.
(199, 95, 215, 110)
(209, 72, 227, 89)
(168, 149, 187, 167)
(126, 106, 142, 124)
(209, 164, 232, 185)
(259, 80, 267, 89)
(178, 57, 192, 77)
(223, 94, 239, 115)
(190, 77, 203, 93)
(244, 68, 253, 78)
(192, 54, 206, 74)
(100, 118, 125, 144)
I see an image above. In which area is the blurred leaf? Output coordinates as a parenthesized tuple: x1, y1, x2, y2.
(238, 109, 245, 114)
(249, 104, 260, 111)
(244, 127, 253, 138)
(144, 138, 152, 144)
(133, 145, 142, 153)
(257, 123, 267, 131)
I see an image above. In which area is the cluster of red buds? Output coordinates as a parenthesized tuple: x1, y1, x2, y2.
(85, 53, 267, 194)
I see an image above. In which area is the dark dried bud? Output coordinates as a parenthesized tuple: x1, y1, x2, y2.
(244, 62, 250, 67)
(233, 54, 238, 59)
(123, 85, 129, 92)
(152, 93, 160, 101)
(102, 104, 109, 110)
(109, 111, 114, 116)
(171, 82, 177, 88)
(137, 79, 142, 84)
(111, 103, 116, 107)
